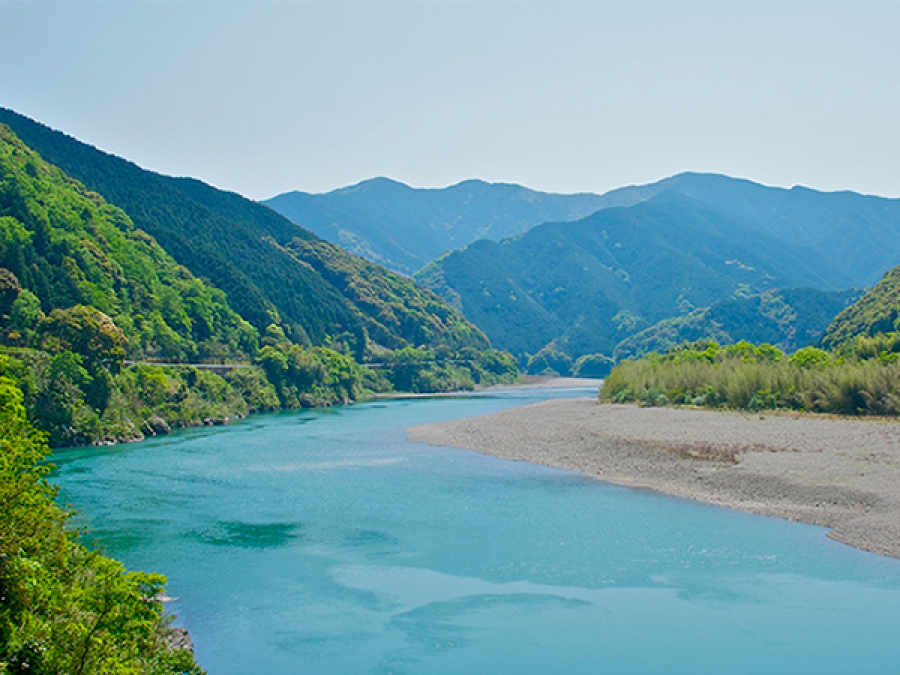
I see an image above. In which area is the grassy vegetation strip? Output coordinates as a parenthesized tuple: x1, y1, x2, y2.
(601, 338, 900, 415)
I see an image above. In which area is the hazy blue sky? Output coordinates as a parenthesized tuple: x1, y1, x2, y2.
(2, 1, 899, 200)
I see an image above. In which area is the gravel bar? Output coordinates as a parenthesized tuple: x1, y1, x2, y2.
(408, 399, 900, 559)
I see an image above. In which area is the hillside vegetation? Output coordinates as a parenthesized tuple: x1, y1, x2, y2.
(265, 178, 607, 274)
(614, 288, 862, 361)
(0, 124, 256, 363)
(0, 108, 494, 360)
(0, 122, 517, 447)
(822, 264, 900, 348)
(0, 376, 202, 673)
(416, 193, 850, 362)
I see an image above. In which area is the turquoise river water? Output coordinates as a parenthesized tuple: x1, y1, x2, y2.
(52, 386, 900, 674)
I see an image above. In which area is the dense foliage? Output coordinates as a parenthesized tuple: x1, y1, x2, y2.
(417, 193, 847, 362)
(822, 264, 900, 348)
(283, 238, 489, 352)
(0, 120, 518, 446)
(266, 177, 607, 275)
(0, 377, 203, 674)
(614, 288, 863, 361)
(601, 339, 900, 415)
(0, 124, 256, 363)
(371, 345, 519, 393)
(0, 109, 492, 358)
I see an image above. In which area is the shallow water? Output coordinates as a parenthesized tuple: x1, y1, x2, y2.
(52, 387, 900, 674)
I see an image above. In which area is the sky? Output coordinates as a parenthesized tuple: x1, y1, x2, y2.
(2, 1, 899, 200)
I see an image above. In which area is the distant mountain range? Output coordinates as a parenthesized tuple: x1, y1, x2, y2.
(414, 193, 856, 359)
(268, 172, 900, 289)
(596, 172, 900, 287)
(265, 171, 900, 362)
(264, 178, 607, 275)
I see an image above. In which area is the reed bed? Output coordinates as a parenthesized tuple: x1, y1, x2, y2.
(601, 339, 900, 415)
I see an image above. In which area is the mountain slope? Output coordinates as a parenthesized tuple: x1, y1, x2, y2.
(822, 264, 900, 347)
(264, 178, 607, 274)
(594, 172, 900, 286)
(0, 108, 489, 357)
(0, 123, 254, 362)
(415, 193, 853, 359)
(267, 172, 900, 284)
(615, 288, 863, 360)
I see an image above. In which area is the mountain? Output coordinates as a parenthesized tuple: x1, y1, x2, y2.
(822, 264, 900, 348)
(593, 172, 900, 287)
(614, 288, 863, 361)
(415, 193, 853, 360)
(0, 122, 253, 363)
(267, 172, 900, 286)
(264, 178, 607, 274)
(0, 108, 490, 358)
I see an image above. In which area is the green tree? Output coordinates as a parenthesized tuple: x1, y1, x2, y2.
(41, 305, 126, 373)
(0, 376, 204, 673)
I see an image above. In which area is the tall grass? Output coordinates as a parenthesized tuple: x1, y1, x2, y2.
(601, 339, 900, 416)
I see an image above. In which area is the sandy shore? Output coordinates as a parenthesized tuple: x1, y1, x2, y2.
(409, 399, 900, 559)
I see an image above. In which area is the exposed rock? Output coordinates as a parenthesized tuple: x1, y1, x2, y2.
(141, 415, 171, 436)
(165, 626, 194, 653)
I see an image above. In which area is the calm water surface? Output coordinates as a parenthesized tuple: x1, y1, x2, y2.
(52, 387, 900, 674)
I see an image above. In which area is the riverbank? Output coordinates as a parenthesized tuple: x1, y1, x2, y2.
(408, 399, 900, 559)
(369, 376, 603, 400)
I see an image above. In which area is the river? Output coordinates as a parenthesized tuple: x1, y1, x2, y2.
(52, 386, 900, 674)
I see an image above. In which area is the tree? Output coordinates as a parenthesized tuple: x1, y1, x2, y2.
(0, 376, 204, 673)
(40, 305, 125, 372)
(0, 267, 20, 317)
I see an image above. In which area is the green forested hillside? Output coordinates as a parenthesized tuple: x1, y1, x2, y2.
(594, 172, 900, 287)
(822, 264, 900, 348)
(0, 122, 266, 444)
(416, 193, 851, 361)
(614, 288, 863, 361)
(0, 108, 492, 358)
(0, 121, 517, 447)
(265, 178, 607, 274)
(282, 238, 489, 350)
(0, 123, 256, 363)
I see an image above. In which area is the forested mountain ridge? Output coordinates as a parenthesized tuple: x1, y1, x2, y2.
(0, 115, 518, 447)
(822, 264, 900, 348)
(0, 123, 256, 363)
(0, 108, 491, 358)
(267, 172, 900, 288)
(594, 172, 900, 287)
(614, 288, 863, 361)
(415, 193, 853, 361)
(0, 122, 272, 445)
(265, 177, 607, 274)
